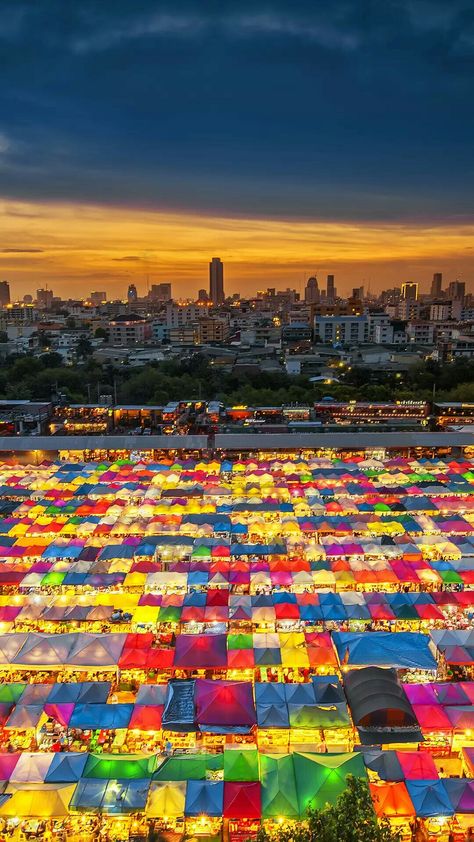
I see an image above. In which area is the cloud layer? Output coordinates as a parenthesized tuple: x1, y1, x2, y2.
(0, 0, 472, 223)
(0, 199, 472, 299)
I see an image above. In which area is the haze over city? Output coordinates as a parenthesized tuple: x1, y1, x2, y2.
(1, 0, 473, 298)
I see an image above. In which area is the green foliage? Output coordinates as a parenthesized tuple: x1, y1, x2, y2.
(76, 337, 93, 358)
(254, 777, 400, 842)
(0, 347, 473, 408)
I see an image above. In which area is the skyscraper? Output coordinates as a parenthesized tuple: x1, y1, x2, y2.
(91, 291, 107, 306)
(127, 283, 138, 303)
(36, 288, 53, 309)
(304, 276, 320, 304)
(431, 273, 443, 298)
(149, 283, 172, 302)
(326, 274, 336, 302)
(0, 281, 10, 307)
(448, 280, 466, 300)
(351, 286, 364, 301)
(209, 258, 224, 304)
(401, 282, 418, 300)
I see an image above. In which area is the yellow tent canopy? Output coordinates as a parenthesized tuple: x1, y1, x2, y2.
(0, 783, 76, 817)
(146, 781, 186, 818)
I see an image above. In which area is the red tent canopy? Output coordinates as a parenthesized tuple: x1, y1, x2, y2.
(174, 634, 228, 669)
(129, 705, 164, 731)
(224, 782, 261, 819)
(195, 679, 256, 729)
(396, 751, 438, 780)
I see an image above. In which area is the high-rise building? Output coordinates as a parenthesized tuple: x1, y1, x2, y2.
(209, 258, 224, 304)
(91, 291, 107, 306)
(351, 286, 364, 301)
(197, 289, 209, 302)
(401, 282, 418, 301)
(149, 283, 172, 302)
(431, 273, 443, 298)
(36, 288, 53, 309)
(127, 283, 138, 303)
(326, 274, 336, 302)
(448, 280, 466, 300)
(0, 281, 10, 307)
(304, 276, 320, 304)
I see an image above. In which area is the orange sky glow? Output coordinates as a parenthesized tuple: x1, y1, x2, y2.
(1, 199, 473, 300)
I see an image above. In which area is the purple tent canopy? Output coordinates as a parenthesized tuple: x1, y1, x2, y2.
(444, 779, 474, 813)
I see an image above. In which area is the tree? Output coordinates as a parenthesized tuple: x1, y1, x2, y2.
(76, 337, 93, 359)
(254, 776, 400, 842)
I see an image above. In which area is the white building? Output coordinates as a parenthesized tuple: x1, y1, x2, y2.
(109, 314, 148, 346)
(165, 303, 202, 328)
(406, 322, 435, 344)
(314, 315, 368, 345)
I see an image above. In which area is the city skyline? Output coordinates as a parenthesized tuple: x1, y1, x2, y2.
(1, 199, 473, 300)
(0, 1, 473, 298)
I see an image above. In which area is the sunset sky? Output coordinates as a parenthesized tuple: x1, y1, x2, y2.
(1, 1, 473, 299)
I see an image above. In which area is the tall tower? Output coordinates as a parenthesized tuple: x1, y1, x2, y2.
(431, 273, 442, 298)
(0, 281, 10, 307)
(326, 274, 336, 303)
(127, 283, 138, 304)
(401, 282, 418, 300)
(209, 258, 224, 304)
(304, 276, 320, 304)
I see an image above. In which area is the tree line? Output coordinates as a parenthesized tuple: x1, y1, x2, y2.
(2, 352, 474, 406)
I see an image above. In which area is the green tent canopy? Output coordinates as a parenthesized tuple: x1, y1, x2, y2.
(224, 749, 259, 782)
(0, 684, 26, 704)
(293, 752, 366, 817)
(227, 634, 253, 651)
(261, 754, 299, 819)
(154, 753, 223, 782)
(83, 753, 157, 780)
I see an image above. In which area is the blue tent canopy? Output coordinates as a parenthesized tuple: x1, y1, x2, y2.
(99, 545, 136, 561)
(69, 703, 133, 730)
(187, 573, 209, 589)
(42, 544, 82, 559)
(406, 780, 454, 817)
(162, 680, 196, 731)
(45, 752, 88, 783)
(184, 591, 207, 606)
(332, 632, 437, 670)
(443, 778, 474, 813)
(136, 685, 167, 706)
(231, 543, 286, 556)
(185, 780, 223, 817)
(255, 683, 290, 728)
(71, 779, 150, 814)
(273, 592, 297, 605)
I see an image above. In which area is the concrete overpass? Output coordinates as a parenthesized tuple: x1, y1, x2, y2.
(0, 430, 471, 458)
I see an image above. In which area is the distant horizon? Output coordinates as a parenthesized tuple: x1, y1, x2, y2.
(1, 199, 473, 301)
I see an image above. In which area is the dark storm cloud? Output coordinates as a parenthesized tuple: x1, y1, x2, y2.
(0, 248, 44, 253)
(0, 0, 473, 220)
